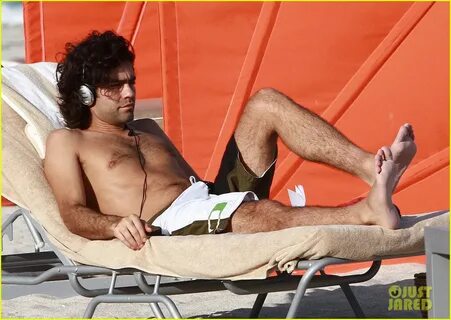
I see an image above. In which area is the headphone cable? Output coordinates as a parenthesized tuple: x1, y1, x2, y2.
(132, 133, 147, 219)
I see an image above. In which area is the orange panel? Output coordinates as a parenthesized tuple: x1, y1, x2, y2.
(1, 196, 16, 206)
(393, 166, 450, 213)
(270, 2, 430, 197)
(272, 2, 449, 211)
(320, 255, 426, 275)
(335, 2, 449, 160)
(23, 2, 44, 61)
(31, 2, 125, 61)
(132, 2, 162, 98)
(23, 1, 161, 98)
(116, 2, 145, 41)
(255, 1, 412, 203)
(161, 2, 263, 174)
(23, 2, 448, 213)
(204, 2, 412, 180)
(19, 2, 447, 270)
(204, 2, 281, 178)
(254, 2, 412, 114)
(159, 2, 448, 214)
(277, 163, 369, 206)
(159, 2, 183, 150)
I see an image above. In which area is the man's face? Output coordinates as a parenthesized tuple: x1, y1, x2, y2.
(91, 62, 136, 126)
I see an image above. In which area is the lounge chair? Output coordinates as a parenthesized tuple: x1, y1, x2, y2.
(5, 206, 445, 318)
(0, 206, 384, 318)
(2, 62, 448, 318)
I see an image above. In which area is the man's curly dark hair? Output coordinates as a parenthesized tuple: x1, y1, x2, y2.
(56, 31, 135, 129)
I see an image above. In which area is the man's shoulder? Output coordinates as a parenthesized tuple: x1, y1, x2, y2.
(46, 128, 82, 149)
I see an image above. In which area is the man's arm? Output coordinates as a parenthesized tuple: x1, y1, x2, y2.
(44, 129, 151, 250)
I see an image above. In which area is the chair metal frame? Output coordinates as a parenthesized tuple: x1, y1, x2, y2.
(3, 207, 386, 318)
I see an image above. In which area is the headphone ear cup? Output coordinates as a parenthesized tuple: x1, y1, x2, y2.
(79, 84, 96, 107)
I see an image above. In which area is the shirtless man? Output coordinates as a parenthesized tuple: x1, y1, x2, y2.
(45, 31, 417, 251)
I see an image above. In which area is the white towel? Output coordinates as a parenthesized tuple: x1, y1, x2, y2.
(2, 62, 64, 127)
(1, 62, 64, 158)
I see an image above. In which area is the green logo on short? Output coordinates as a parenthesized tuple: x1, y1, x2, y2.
(211, 202, 227, 213)
(388, 285, 432, 312)
(208, 202, 228, 233)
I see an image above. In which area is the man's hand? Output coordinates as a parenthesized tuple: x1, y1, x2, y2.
(111, 215, 153, 250)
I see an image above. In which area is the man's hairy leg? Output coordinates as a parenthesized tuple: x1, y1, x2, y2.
(229, 199, 366, 233)
(234, 88, 374, 183)
(229, 147, 402, 232)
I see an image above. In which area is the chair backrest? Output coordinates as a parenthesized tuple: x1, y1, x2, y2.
(1, 64, 91, 258)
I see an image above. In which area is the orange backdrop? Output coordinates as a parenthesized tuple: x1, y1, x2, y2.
(157, 2, 449, 214)
(24, 1, 162, 99)
(23, 1, 449, 270)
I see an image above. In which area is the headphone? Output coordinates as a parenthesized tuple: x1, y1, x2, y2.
(78, 64, 96, 107)
(78, 84, 96, 107)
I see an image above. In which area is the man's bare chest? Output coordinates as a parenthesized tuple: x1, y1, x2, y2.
(79, 133, 177, 174)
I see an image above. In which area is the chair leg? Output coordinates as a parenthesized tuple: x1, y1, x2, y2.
(250, 293, 267, 318)
(83, 294, 182, 318)
(150, 302, 165, 318)
(339, 284, 365, 317)
(286, 259, 335, 318)
(2, 208, 24, 241)
(286, 273, 316, 318)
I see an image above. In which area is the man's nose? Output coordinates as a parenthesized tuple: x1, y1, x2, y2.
(121, 83, 136, 98)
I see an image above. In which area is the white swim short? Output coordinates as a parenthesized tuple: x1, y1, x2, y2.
(150, 178, 258, 236)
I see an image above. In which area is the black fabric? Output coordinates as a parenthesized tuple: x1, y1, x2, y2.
(212, 135, 277, 199)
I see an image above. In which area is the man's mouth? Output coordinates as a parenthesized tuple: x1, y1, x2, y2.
(120, 103, 135, 110)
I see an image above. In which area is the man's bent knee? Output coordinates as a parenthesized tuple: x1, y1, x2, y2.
(252, 87, 282, 101)
(246, 88, 283, 115)
(234, 88, 280, 176)
(229, 199, 286, 233)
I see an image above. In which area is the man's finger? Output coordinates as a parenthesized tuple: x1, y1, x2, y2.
(129, 217, 147, 242)
(121, 228, 140, 250)
(144, 223, 153, 232)
(123, 219, 144, 246)
(115, 230, 135, 250)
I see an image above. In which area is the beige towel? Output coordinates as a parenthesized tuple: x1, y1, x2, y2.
(1, 63, 62, 159)
(2, 63, 449, 280)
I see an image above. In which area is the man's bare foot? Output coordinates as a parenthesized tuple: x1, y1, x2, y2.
(363, 150, 401, 229)
(374, 123, 417, 192)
